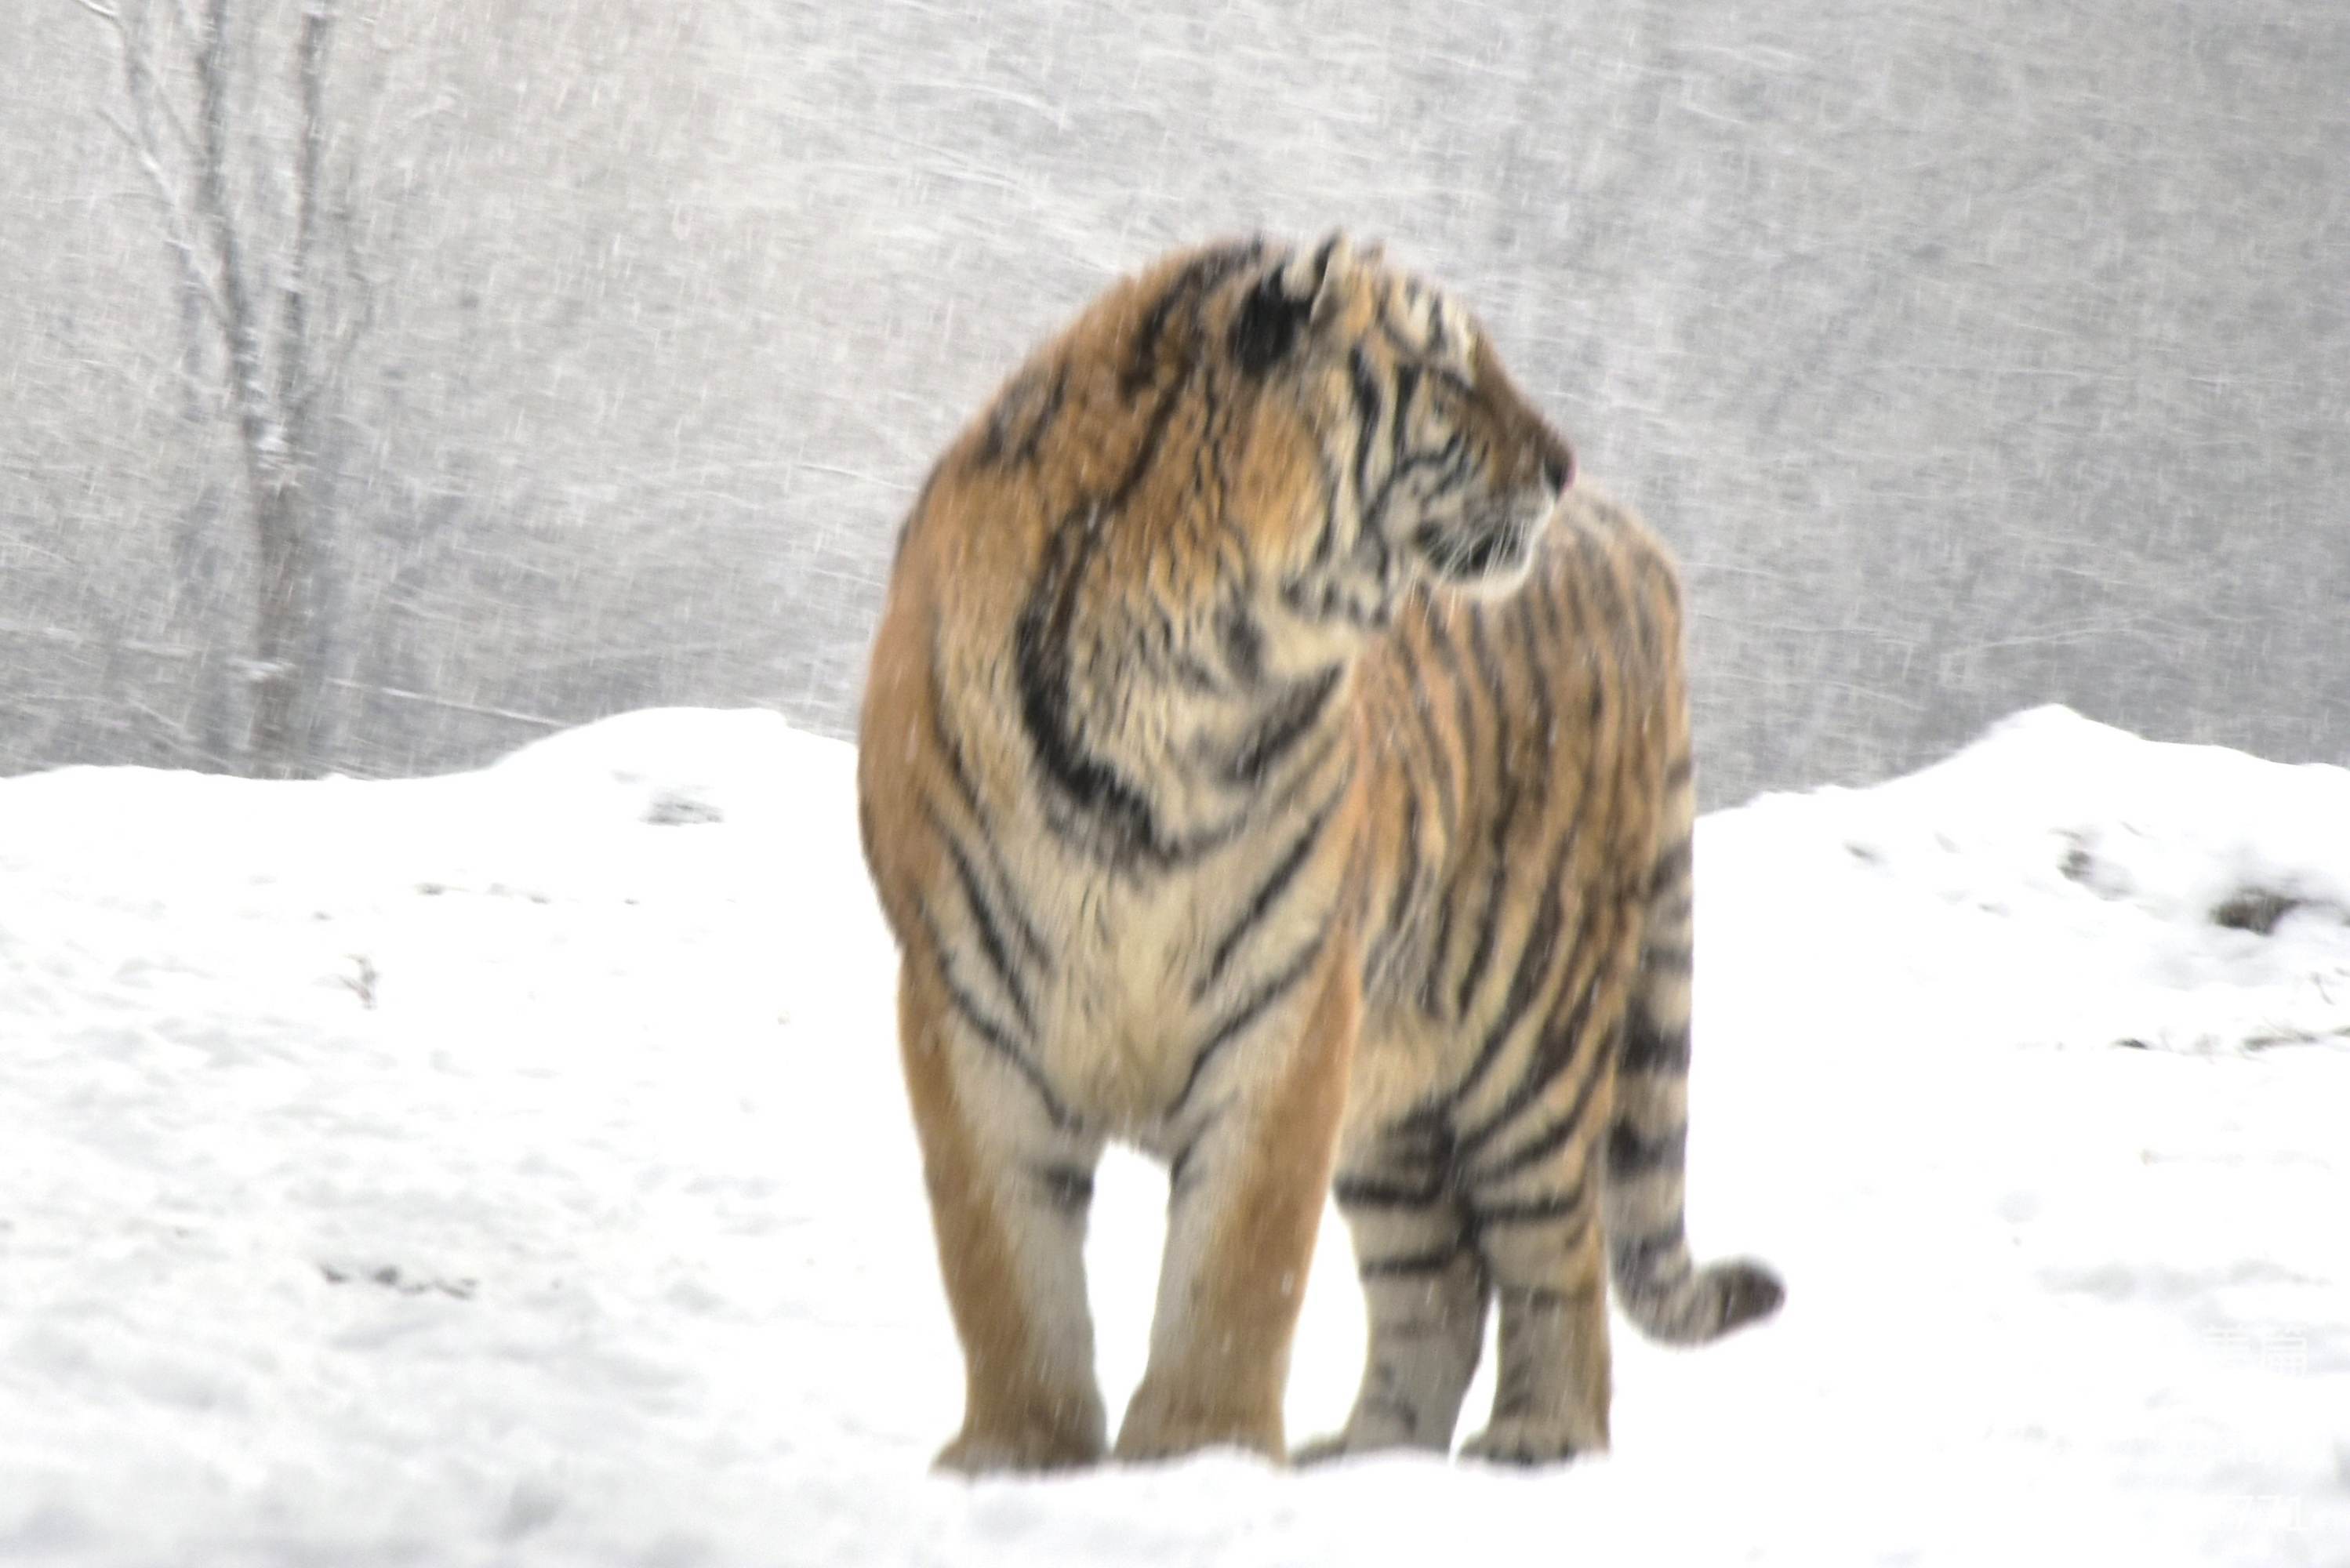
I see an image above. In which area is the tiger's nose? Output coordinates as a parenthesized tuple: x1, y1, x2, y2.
(1541, 438, 1574, 495)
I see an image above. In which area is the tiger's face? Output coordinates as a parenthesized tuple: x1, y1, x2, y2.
(1224, 237, 1575, 623)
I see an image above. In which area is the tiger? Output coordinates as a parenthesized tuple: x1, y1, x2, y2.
(855, 234, 1781, 1474)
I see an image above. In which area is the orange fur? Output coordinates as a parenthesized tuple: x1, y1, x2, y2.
(857, 234, 1776, 1473)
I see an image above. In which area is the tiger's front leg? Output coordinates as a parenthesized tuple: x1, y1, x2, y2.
(1115, 945, 1360, 1462)
(896, 955, 1110, 1473)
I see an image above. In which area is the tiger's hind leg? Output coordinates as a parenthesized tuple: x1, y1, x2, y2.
(1295, 1117, 1491, 1461)
(896, 955, 1109, 1473)
(1454, 1098, 1614, 1464)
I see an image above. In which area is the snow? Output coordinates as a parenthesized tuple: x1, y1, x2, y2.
(2, 703, 2345, 1566)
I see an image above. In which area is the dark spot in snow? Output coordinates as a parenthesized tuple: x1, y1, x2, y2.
(416, 881, 446, 896)
(318, 1261, 477, 1300)
(2211, 889, 2300, 935)
(2115, 1037, 2152, 1051)
(1845, 841, 1881, 865)
(2058, 844, 2094, 883)
(645, 791, 725, 826)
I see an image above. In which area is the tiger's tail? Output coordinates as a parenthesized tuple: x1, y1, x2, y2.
(1601, 692, 1784, 1345)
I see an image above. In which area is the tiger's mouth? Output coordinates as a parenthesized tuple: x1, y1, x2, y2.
(1411, 492, 1553, 591)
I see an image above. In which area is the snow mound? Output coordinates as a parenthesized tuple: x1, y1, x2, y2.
(1716, 703, 2350, 1054)
(2, 705, 2344, 1567)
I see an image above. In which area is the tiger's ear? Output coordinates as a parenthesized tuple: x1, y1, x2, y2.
(1231, 238, 1325, 376)
(1233, 233, 1376, 376)
(1282, 231, 1380, 324)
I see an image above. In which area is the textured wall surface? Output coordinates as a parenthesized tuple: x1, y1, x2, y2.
(3, 0, 2344, 805)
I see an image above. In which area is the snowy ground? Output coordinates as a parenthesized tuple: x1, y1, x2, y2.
(2, 704, 2345, 1567)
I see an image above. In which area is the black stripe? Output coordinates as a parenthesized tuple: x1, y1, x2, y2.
(1372, 312, 1419, 364)
(1558, 553, 1617, 854)
(1014, 507, 1164, 861)
(1464, 1036, 1607, 1184)
(1199, 798, 1338, 996)
(1407, 431, 1474, 513)
(1332, 1174, 1447, 1210)
(1224, 664, 1343, 786)
(921, 910, 1072, 1129)
(1302, 433, 1349, 569)
(1173, 652, 1225, 694)
(1166, 1098, 1228, 1198)
(926, 635, 986, 821)
(1509, 594, 1555, 781)
(1417, 596, 1479, 765)
(1606, 1120, 1687, 1179)
(933, 810, 1037, 1033)
(1346, 343, 1385, 508)
(1641, 938, 1694, 973)
(1374, 1109, 1455, 1171)
(1569, 527, 1625, 740)
(1033, 1162, 1095, 1211)
(1650, 833, 1693, 897)
(1261, 730, 1353, 828)
(1382, 364, 1422, 499)
(1391, 618, 1461, 838)
(922, 659, 1051, 969)
(1012, 350, 1219, 869)
(1168, 929, 1329, 1114)
(1360, 1247, 1462, 1279)
(1531, 557, 1567, 644)
(1411, 606, 1480, 1014)
(1467, 1182, 1589, 1229)
(1618, 1009, 1691, 1075)
(1122, 241, 1259, 398)
(1353, 490, 1394, 583)
(1451, 615, 1520, 1016)
(1306, 232, 1341, 285)
(979, 364, 1068, 467)
(1451, 924, 1596, 1156)
(1218, 600, 1266, 686)
(1015, 367, 1068, 465)
(1102, 372, 1190, 515)
(1611, 1218, 1690, 1283)
(1187, 356, 1232, 544)
(1437, 835, 1572, 1113)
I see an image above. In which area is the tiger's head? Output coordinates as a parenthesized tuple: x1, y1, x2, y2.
(1215, 234, 1575, 626)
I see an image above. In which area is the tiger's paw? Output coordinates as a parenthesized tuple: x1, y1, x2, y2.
(1458, 1418, 1605, 1468)
(1290, 1431, 1361, 1466)
(1113, 1385, 1282, 1465)
(1291, 1422, 1430, 1465)
(933, 1403, 1106, 1475)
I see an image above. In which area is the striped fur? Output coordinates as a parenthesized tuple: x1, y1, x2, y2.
(857, 234, 1775, 1474)
(1304, 488, 1783, 1467)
